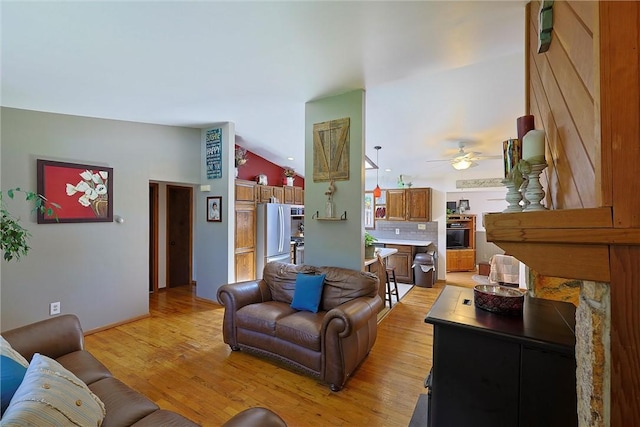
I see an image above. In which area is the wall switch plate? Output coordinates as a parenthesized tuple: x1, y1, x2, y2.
(49, 302, 60, 316)
(418, 224, 426, 230)
(395, 228, 400, 235)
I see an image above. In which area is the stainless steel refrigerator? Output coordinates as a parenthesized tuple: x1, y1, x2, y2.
(256, 203, 292, 277)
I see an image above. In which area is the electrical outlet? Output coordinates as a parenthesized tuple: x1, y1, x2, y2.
(418, 223, 426, 230)
(49, 302, 60, 316)
(395, 228, 400, 235)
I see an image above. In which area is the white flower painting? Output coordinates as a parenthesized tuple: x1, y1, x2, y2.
(65, 169, 109, 218)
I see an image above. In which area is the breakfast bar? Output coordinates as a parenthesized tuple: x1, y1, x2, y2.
(364, 247, 398, 308)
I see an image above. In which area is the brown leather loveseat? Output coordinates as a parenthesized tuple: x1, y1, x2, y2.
(217, 262, 382, 391)
(2, 314, 287, 426)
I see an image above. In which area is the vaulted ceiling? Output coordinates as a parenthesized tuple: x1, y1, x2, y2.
(1, 1, 526, 186)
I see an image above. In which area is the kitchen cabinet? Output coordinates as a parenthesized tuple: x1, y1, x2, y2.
(234, 202, 257, 281)
(294, 187, 304, 205)
(272, 186, 284, 203)
(446, 214, 476, 272)
(385, 187, 432, 221)
(235, 180, 257, 281)
(446, 249, 475, 272)
(385, 244, 416, 283)
(425, 286, 577, 427)
(257, 185, 273, 203)
(235, 179, 256, 202)
(283, 185, 295, 204)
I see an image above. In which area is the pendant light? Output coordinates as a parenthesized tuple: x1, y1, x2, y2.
(373, 146, 382, 198)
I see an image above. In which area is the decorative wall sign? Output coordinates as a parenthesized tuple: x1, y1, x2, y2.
(313, 117, 350, 182)
(207, 196, 222, 222)
(205, 128, 222, 179)
(456, 178, 505, 189)
(37, 159, 113, 223)
(538, 0, 554, 53)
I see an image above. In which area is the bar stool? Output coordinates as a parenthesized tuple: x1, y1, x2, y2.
(377, 253, 400, 308)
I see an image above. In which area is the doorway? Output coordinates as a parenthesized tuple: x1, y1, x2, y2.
(166, 185, 193, 288)
(149, 183, 159, 293)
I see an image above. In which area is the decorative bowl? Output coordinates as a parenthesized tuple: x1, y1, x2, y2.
(473, 285, 525, 315)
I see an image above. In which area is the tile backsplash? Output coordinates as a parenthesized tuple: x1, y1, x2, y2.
(370, 221, 438, 248)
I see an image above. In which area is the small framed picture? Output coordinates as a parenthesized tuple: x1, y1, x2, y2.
(207, 196, 222, 222)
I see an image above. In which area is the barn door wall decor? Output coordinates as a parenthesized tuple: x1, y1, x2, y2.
(312, 117, 350, 182)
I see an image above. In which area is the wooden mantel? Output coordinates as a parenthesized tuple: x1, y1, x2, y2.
(483, 207, 639, 283)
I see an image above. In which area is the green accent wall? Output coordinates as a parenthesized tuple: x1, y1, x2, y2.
(304, 90, 365, 270)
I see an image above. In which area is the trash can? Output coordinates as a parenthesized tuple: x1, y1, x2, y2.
(413, 251, 436, 288)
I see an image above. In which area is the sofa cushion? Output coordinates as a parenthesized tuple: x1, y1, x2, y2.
(237, 301, 297, 335)
(276, 311, 324, 351)
(1, 355, 27, 415)
(318, 266, 379, 311)
(1, 353, 106, 426)
(56, 350, 112, 386)
(88, 377, 159, 427)
(263, 262, 316, 303)
(290, 273, 326, 313)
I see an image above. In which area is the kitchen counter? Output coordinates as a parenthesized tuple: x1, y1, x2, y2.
(374, 238, 432, 247)
(364, 247, 397, 267)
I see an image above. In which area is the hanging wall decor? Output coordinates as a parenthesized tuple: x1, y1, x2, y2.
(37, 159, 113, 223)
(312, 117, 350, 182)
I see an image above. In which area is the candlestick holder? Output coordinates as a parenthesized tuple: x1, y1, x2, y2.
(502, 178, 523, 213)
(523, 162, 548, 211)
(519, 175, 530, 209)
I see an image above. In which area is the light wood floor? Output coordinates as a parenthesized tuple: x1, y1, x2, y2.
(84, 271, 477, 426)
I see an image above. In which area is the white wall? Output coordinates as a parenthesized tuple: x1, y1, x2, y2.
(1, 108, 201, 331)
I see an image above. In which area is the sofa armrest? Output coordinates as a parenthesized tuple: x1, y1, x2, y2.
(322, 295, 382, 337)
(217, 280, 270, 310)
(2, 314, 84, 361)
(217, 280, 272, 350)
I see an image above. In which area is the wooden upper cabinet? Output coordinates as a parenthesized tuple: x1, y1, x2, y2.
(294, 187, 304, 205)
(406, 188, 431, 221)
(235, 179, 256, 202)
(258, 186, 273, 203)
(283, 186, 295, 204)
(386, 187, 432, 221)
(273, 186, 284, 203)
(386, 189, 406, 221)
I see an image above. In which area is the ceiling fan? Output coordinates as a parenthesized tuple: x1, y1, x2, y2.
(426, 142, 501, 170)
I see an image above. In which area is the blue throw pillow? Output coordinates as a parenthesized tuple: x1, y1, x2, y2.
(1, 355, 28, 415)
(290, 273, 326, 313)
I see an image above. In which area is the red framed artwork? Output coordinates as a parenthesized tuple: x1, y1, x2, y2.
(37, 159, 113, 223)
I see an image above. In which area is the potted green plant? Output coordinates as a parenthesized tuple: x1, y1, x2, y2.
(1, 188, 58, 261)
(364, 231, 377, 259)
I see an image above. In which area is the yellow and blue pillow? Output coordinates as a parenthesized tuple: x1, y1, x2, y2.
(1, 336, 29, 415)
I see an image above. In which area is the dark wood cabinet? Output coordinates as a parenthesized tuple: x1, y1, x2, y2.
(386, 189, 406, 221)
(385, 244, 415, 283)
(385, 187, 431, 221)
(424, 286, 577, 427)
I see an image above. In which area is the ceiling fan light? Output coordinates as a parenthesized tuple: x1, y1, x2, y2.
(452, 159, 472, 170)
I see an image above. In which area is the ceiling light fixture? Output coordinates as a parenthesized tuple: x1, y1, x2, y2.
(452, 159, 472, 170)
(373, 146, 382, 198)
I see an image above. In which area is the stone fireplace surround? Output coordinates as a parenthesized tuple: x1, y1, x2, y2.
(484, 208, 618, 427)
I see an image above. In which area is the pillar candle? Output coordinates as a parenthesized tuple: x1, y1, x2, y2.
(502, 139, 521, 178)
(522, 130, 545, 163)
(516, 115, 535, 141)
